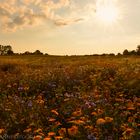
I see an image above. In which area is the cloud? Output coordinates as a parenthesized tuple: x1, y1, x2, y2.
(0, 0, 95, 32)
(54, 18, 84, 26)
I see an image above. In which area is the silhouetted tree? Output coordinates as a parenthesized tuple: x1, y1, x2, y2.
(0, 45, 13, 55)
(136, 45, 140, 55)
(23, 51, 32, 55)
(7, 50, 14, 55)
(109, 53, 115, 56)
(123, 49, 129, 55)
(129, 50, 136, 55)
(117, 53, 122, 56)
(33, 50, 43, 55)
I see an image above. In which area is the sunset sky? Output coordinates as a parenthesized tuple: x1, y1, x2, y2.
(0, 0, 140, 55)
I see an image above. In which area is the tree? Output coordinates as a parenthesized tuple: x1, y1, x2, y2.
(33, 50, 43, 55)
(123, 49, 129, 55)
(136, 45, 140, 55)
(23, 51, 32, 55)
(129, 50, 136, 55)
(0, 45, 13, 55)
(7, 50, 14, 55)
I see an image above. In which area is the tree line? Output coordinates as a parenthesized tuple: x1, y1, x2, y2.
(0, 44, 140, 56)
(0, 45, 48, 55)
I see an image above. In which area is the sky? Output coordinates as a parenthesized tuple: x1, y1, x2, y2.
(0, 0, 140, 55)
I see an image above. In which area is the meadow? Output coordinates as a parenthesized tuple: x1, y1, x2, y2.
(0, 55, 140, 140)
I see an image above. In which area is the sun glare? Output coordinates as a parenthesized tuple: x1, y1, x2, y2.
(96, 1, 119, 25)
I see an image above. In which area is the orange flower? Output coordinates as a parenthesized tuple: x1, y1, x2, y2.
(44, 137, 51, 140)
(91, 112, 97, 116)
(105, 117, 113, 123)
(48, 118, 56, 122)
(36, 99, 44, 104)
(48, 132, 56, 137)
(58, 128, 66, 136)
(51, 109, 59, 116)
(33, 135, 42, 140)
(85, 125, 94, 130)
(96, 118, 106, 125)
(0, 129, 4, 134)
(126, 102, 135, 110)
(69, 120, 85, 125)
(97, 109, 104, 115)
(23, 128, 32, 133)
(72, 109, 82, 117)
(68, 125, 78, 136)
(123, 128, 134, 139)
(55, 136, 63, 140)
(127, 107, 135, 110)
(128, 117, 133, 123)
(115, 98, 124, 102)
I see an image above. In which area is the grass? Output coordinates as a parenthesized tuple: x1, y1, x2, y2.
(0, 55, 140, 140)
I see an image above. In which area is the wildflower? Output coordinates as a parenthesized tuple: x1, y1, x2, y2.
(51, 109, 59, 116)
(48, 118, 56, 122)
(34, 128, 42, 133)
(87, 133, 96, 140)
(96, 118, 106, 125)
(33, 135, 42, 140)
(55, 136, 63, 140)
(58, 128, 66, 136)
(28, 100, 33, 107)
(97, 109, 104, 115)
(7, 84, 11, 88)
(68, 125, 78, 136)
(72, 109, 82, 117)
(36, 99, 44, 104)
(123, 128, 134, 139)
(44, 137, 51, 140)
(126, 102, 135, 110)
(91, 112, 97, 116)
(0, 129, 4, 134)
(115, 98, 124, 102)
(127, 107, 135, 110)
(18, 86, 24, 91)
(24, 86, 29, 90)
(69, 120, 85, 125)
(48, 132, 56, 137)
(23, 128, 32, 133)
(105, 117, 113, 123)
(38, 132, 45, 136)
(85, 125, 94, 130)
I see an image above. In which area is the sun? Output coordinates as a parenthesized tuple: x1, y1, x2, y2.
(96, 1, 119, 25)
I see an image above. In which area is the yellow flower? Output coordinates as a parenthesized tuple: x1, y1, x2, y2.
(96, 118, 106, 125)
(34, 128, 42, 133)
(68, 125, 78, 136)
(105, 117, 113, 123)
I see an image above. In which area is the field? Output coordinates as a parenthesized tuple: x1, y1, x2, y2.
(0, 55, 140, 140)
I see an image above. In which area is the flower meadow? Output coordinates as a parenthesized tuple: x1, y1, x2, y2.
(0, 55, 140, 140)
